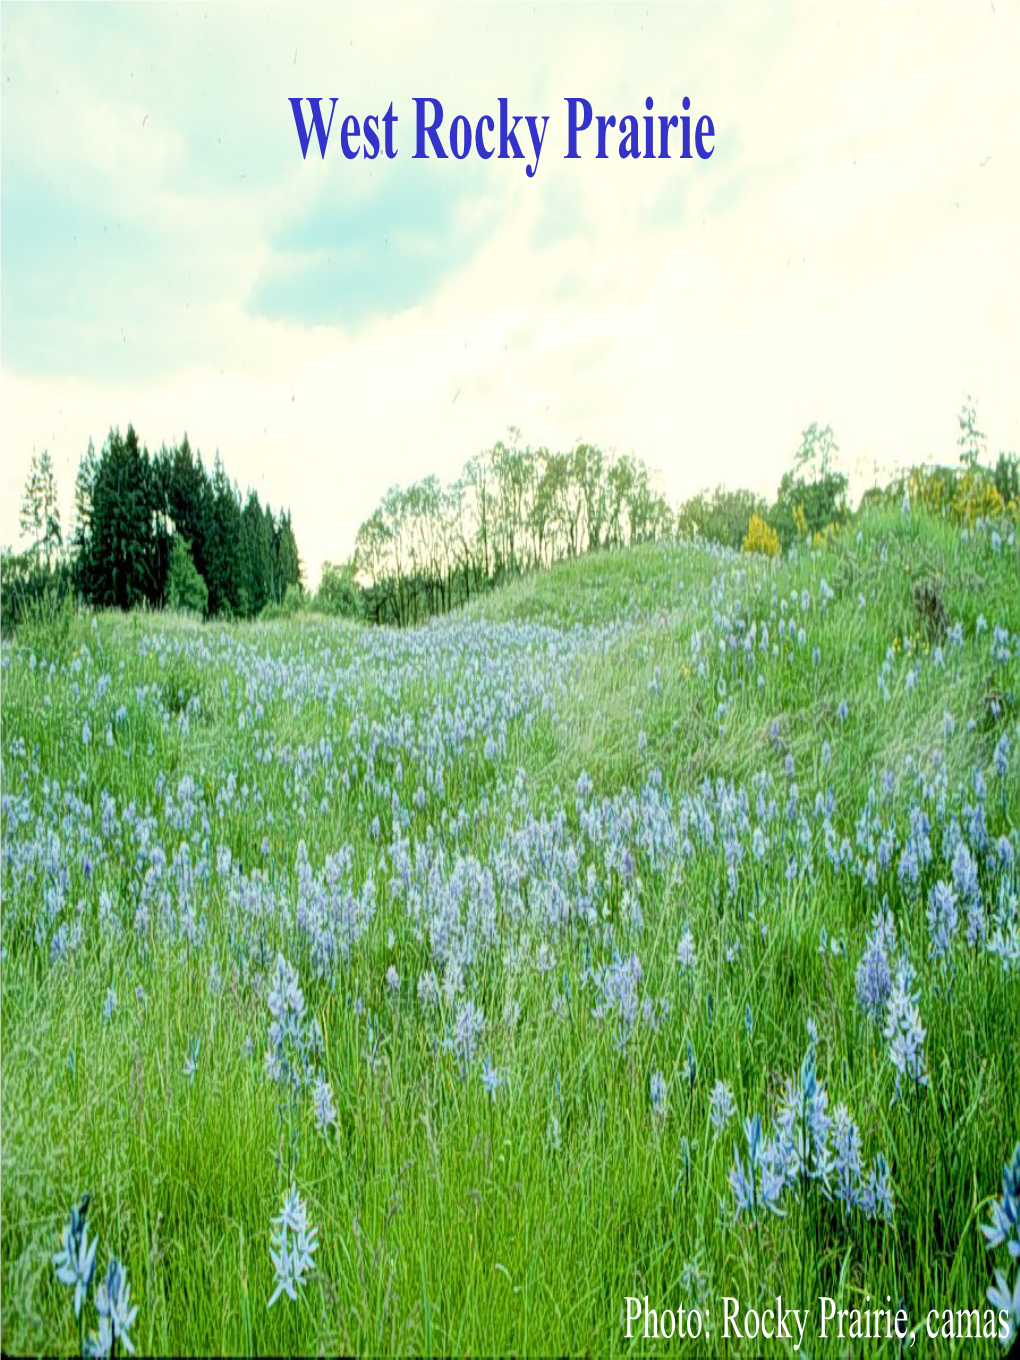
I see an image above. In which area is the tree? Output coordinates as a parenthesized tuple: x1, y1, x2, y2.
(993, 451, 1018, 509)
(772, 423, 848, 548)
(166, 535, 209, 615)
(794, 422, 839, 478)
(200, 455, 243, 616)
(574, 443, 607, 552)
(20, 449, 62, 567)
(80, 426, 164, 609)
(156, 434, 213, 588)
(239, 490, 274, 616)
(274, 510, 303, 597)
(317, 561, 362, 619)
(957, 396, 986, 469)
(676, 486, 769, 550)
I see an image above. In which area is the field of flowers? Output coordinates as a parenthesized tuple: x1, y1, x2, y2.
(1, 504, 1018, 1354)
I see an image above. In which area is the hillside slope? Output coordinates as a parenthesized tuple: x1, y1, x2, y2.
(1, 506, 1018, 1355)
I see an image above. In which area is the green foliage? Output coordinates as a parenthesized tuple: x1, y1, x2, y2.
(353, 437, 672, 627)
(316, 561, 363, 619)
(2, 505, 1017, 1355)
(994, 451, 1019, 509)
(166, 536, 209, 616)
(75, 425, 167, 610)
(676, 486, 768, 550)
(264, 583, 310, 620)
(70, 426, 302, 619)
(770, 425, 849, 548)
(19, 449, 62, 567)
(957, 395, 986, 469)
(742, 511, 781, 556)
(0, 549, 75, 635)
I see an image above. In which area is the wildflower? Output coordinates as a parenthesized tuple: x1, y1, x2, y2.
(445, 999, 485, 1075)
(592, 954, 642, 1050)
(91, 1256, 139, 1356)
(385, 964, 400, 994)
(676, 927, 697, 976)
(926, 881, 958, 961)
(546, 1114, 562, 1153)
(709, 1080, 736, 1136)
(184, 1037, 200, 1084)
(994, 734, 1011, 779)
(988, 1269, 1020, 1348)
(775, 1044, 832, 1191)
(730, 1114, 784, 1220)
(265, 954, 316, 1092)
(312, 1073, 337, 1134)
(860, 1152, 895, 1224)
(268, 1183, 318, 1307)
(481, 1058, 502, 1102)
(53, 1194, 97, 1321)
(884, 962, 928, 1098)
(649, 1069, 667, 1121)
(830, 1105, 862, 1214)
(981, 1142, 1020, 1256)
(103, 988, 117, 1023)
(417, 970, 439, 1011)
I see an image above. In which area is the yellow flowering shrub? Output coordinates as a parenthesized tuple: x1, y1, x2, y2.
(743, 513, 781, 558)
(953, 468, 1005, 524)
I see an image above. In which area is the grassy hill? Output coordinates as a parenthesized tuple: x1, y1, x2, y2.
(2, 505, 1018, 1354)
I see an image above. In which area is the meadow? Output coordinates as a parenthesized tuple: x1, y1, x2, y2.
(1, 504, 1018, 1355)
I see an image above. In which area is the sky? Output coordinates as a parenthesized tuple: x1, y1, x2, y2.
(2, 2, 1019, 589)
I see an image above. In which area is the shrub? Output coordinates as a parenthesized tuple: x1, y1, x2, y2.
(316, 562, 363, 620)
(952, 467, 1004, 525)
(166, 536, 208, 616)
(993, 452, 1019, 510)
(0, 550, 75, 634)
(742, 513, 781, 557)
(676, 487, 768, 551)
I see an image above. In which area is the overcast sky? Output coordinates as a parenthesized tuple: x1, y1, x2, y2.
(2, 2, 1018, 588)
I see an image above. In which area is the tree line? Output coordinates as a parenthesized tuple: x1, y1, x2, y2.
(6, 404, 1014, 633)
(5, 426, 302, 624)
(349, 434, 673, 625)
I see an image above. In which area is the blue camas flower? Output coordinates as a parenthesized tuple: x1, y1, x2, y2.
(311, 1073, 337, 1134)
(91, 1256, 139, 1357)
(884, 961, 928, 1098)
(649, 1069, 667, 1121)
(53, 1194, 97, 1321)
(268, 1183, 318, 1308)
(982, 1144, 1020, 1347)
(709, 1080, 736, 1136)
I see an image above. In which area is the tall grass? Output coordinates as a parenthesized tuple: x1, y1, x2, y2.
(1, 506, 1017, 1354)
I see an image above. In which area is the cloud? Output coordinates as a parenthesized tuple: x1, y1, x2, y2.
(2, 3, 1019, 591)
(250, 159, 495, 328)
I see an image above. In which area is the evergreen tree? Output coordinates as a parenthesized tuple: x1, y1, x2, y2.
(157, 435, 214, 588)
(203, 455, 243, 616)
(274, 511, 303, 595)
(239, 491, 274, 616)
(83, 426, 164, 609)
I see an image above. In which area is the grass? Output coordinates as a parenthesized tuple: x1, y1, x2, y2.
(1, 505, 1018, 1354)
